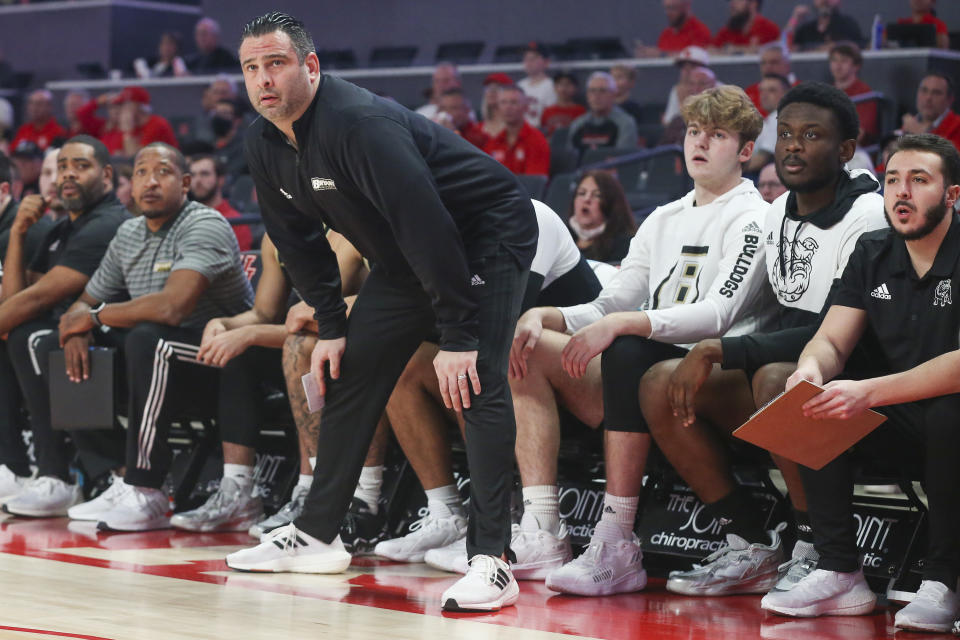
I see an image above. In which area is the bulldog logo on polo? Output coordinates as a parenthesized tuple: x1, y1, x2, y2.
(311, 177, 336, 191)
(934, 279, 952, 307)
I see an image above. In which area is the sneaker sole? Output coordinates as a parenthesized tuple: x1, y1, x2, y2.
(97, 517, 172, 532)
(171, 513, 264, 533)
(442, 581, 520, 612)
(667, 570, 780, 596)
(894, 618, 955, 633)
(761, 594, 877, 618)
(225, 552, 352, 574)
(513, 553, 573, 581)
(3, 503, 74, 518)
(546, 568, 648, 596)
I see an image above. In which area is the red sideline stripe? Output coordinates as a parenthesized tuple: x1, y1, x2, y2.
(0, 625, 114, 639)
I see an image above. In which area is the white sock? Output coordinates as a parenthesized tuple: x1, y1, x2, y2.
(424, 484, 464, 517)
(297, 473, 313, 490)
(595, 492, 639, 542)
(353, 465, 384, 514)
(308, 457, 317, 471)
(521, 485, 561, 535)
(223, 463, 255, 494)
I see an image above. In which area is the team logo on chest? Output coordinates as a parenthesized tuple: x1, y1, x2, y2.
(311, 177, 337, 191)
(772, 236, 819, 303)
(934, 279, 952, 307)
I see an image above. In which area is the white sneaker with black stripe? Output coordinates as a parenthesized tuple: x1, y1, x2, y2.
(225, 523, 352, 573)
(441, 555, 519, 612)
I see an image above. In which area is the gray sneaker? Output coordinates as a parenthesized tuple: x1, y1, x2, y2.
(248, 483, 309, 539)
(771, 540, 819, 592)
(667, 523, 787, 596)
(171, 477, 263, 532)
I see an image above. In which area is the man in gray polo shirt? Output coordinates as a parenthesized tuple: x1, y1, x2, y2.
(49, 142, 253, 531)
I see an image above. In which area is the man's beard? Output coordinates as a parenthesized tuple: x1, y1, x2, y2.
(727, 9, 751, 32)
(189, 185, 215, 204)
(670, 11, 687, 29)
(58, 180, 100, 213)
(885, 194, 950, 240)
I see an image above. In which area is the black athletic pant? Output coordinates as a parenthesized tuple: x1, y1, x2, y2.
(601, 335, 688, 431)
(0, 340, 31, 476)
(295, 248, 527, 559)
(7, 319, 125, 482)
(218, 345, 285, 448)
(800, 394, 960, 586)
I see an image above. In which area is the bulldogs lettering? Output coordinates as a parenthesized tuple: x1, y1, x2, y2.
(718, 234, 759, 297)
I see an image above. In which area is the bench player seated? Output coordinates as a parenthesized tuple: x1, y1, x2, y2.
(760, 134, 960, 633)
(371, 199, 604, 570)
(500, 86, 776, 595)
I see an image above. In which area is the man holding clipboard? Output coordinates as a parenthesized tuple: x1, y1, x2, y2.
(760, 134, 960, 632)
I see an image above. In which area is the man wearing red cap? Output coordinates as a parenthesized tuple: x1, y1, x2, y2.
(100, 87, 178, 156)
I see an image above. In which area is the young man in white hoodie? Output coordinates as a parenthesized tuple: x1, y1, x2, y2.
(494, 85, 775, 594)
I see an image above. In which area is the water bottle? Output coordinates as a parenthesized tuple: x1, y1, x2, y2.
(870, 14, 883, 50)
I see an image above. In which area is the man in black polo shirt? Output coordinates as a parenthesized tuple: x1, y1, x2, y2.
(0, 135, 129, 517)
(224, 13, 537, 613)
(760, 133, 960, 632)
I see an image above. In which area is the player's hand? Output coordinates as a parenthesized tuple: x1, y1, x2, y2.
(561, 315, 621, 379)
(285, 301, 318, 334)
(310, 337, 346, 397)
(785, 366, 823, 393)
(199, 318, 227, 350)
(668, 339, 721, 427)
(12, 195, 46, 235)
(64, 333, 93, 383)
(59, 307, 96, 345)
(434, 349, 480, 413)
(801, 379, 872, 420)
(509, 309, 544, 379)
(197, 326, 252, 367)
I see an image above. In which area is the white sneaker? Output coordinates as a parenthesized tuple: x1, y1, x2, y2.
(511, 512, 573, 580)
(545, 520, 647, 596)
(374, 502, 467, 562)
(771, 540, 819, 593)
(425, 535, 468, 574)
(249, 484, 309, 539)
(171, 477, 263, 532)
(3, 476, 82, 517)
(225, 523, 352, 573)
(667, 524, 786, 596)
(68, 474, 128, 522)
(761, 569, 877, 617)
(97, 484, 172, 532)
(441, 554, 519, 612)
(0, 465, 32, 503)
(895, 580, 960, 632)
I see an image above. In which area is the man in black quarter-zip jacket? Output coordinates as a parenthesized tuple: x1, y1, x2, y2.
(223, 13, 537, 614)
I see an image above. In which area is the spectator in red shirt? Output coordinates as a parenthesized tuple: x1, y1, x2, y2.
(828, 41, 878, 144)
(541, 72, 586, 136)
(651, 0, 712, 55)
(713, 0, 781, 52)
(901, 72, 960, 153)
(100, 86, 178, 157)
(10, 90, 65, 152)
(433, 88, 488, 149)
(895, 0, 950, 49)
(483, 85, 550, 176)
(744, 42, 795, 117)
(188, 154, 252, 251)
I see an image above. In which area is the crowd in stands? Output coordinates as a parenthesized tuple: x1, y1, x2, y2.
(0, 0, 959, 630)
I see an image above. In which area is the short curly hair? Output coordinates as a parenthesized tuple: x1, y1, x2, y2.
(680, 85, 764, 146)
(777, 82, 860, 142)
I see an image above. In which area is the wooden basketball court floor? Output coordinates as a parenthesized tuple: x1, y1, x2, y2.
(0, 514, 930, 639)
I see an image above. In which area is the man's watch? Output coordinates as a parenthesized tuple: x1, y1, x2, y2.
(89, 302, 106, 328)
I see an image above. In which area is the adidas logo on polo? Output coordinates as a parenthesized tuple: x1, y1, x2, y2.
(742, 222, 762, 234)
(870, 283, 892, 300)
(470, 274, 485, 286)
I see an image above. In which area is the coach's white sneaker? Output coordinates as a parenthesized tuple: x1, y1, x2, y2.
(249, 484, 309, 539)
(425, 535, 468, 574)
(761, 569, 877, 617)
(171, 478, 263, 532)
(374, 502, 467, 562)
(0, 465, 32, 503)
(3, 476, 82, 517)
(226, 523, 352, 573)
(545, 520, 647, 596)
(895, 580, 960, 632)
(441, 554, 519, 612)
(667, 524, 786, 596)
(68, 474, 127, 522)
(97, 484, 171, 531)
(511, 512, 573, 580)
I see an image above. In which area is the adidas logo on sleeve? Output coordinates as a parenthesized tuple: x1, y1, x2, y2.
(870, 283, 892, 300)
